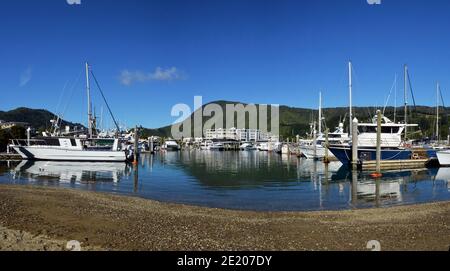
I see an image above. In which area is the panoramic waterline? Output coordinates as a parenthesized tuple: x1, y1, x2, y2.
(1, 151, 449, 211)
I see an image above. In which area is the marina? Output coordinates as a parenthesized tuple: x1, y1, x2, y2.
(1, 0, 450, 254)
(1, 151, 449, 211)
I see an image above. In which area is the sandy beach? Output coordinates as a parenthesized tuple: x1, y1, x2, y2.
(0, 184, 449, 251)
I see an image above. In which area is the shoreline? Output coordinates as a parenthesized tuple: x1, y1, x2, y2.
(0, 184, 449, 251)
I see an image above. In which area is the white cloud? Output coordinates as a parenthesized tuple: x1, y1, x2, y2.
(67, 0, 81, 5)
(19, 66, 32, 87)
(119, 67, 186, 86)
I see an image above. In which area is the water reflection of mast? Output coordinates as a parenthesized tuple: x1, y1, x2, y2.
(141, 154, 145, 167)
(351, 170, 358, 206)
(133, 163, 139, 193)
(286, 154, 290, 173)
(375, 179, 381, 208)
(312, 160, 318, 190)
(149, 154, 154, 172)
(296, 157, 301, 181)
(318, 162, 323, 208)
(324, 163, 330, 187)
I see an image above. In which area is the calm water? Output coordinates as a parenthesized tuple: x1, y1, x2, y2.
(1, 151, 450, 211)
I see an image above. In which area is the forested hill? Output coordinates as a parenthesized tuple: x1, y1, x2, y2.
(0, 107, 84, 132)
(139, 101, 450, 140)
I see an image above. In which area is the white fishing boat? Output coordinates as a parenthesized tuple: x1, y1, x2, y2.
(257, 142, 269, 151)
(299, 93, 349, 160)
(162, 139, 180, 151)
(328, 115, 422, 165)
(300, 141, 328, 159)
(300, 123, 349, 160)
(200, 140, 213, 150)
(10, 137, 128, 162)
(240, 142, 257, 151)
(9, 63, 129, 162)
(270, 141, 283, 153)
(210, 142, 225, 151)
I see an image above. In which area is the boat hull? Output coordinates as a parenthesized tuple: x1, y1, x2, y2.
(163, 146, 180, 151)
(299, 145, 336, 160)
(437, 151, 450, 166)
(328, 146, 413, 165)
(12, 146, 127, 162)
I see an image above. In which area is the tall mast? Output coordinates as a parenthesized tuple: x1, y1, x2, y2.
(437, 82, 440, 141)
(348, 61, 353, 134)
(318, 91, 322, 135)
(86, 62, 93, 137)
(394, 74, 397, 123)
(404, 65, 408, 141)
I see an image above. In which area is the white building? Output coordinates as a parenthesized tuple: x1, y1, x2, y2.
(205, 128, 227, 140)
(205, 128, 276, 142)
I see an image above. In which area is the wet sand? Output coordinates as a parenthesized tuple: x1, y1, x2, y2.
(0, 184, 449, 251)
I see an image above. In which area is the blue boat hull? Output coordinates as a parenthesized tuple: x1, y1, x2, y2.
(329, 146, 414, 165)
(426, 149, 438, 159)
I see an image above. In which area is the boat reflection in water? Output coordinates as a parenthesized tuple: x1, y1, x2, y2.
(434, 167, 450, 192)
(348, 169, 442, 208)
(11, 160, 130, 185)
(0, 151, 449, 211)
(140, 150, 449, 210)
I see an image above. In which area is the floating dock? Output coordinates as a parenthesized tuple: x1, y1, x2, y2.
(361, 159, 429, 171)
(0, 153, 23, 160)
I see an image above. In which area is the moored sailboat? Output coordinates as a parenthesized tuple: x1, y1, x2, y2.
(9, 63, 130, 162)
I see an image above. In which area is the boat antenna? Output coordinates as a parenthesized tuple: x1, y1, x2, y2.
(89, 69, 121, 133)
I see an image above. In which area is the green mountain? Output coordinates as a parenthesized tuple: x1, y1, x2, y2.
(140, 101, 450, 140)
(0, 107, 84, 132)
(1, 104, 448, 142)
(0, 107, 85, 152)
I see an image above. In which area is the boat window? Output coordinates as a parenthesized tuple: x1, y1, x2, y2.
(359, 126, 400, 133)
(44, 138, 60, 146)
(358, 126, 377, 133)
(328, 134, 341, 138)
(381, 127, 400, 133)
(93, 139, 114, 146)
(70, 139, 77, 146)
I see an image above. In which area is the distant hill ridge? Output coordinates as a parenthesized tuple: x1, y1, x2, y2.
(0, 107, 84, 132)
(139, 101, 450, 140)
(1, 102, 449, 139)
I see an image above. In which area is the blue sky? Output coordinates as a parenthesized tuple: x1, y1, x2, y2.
(1, 0, 450, 128)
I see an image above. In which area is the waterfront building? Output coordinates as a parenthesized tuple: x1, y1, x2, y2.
(0, 120, 30, 130)
(205, 128, 276, 142)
